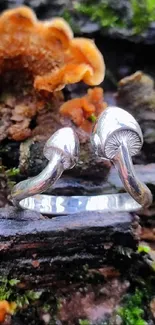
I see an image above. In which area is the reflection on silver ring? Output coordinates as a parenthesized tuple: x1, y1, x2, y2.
(10, 107, 152, 215)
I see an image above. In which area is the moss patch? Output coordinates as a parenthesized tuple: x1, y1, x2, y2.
(131, 0, 155, 33)
(118, 288, 148, 325)
(63, 0, 155, 34)
(0, 276, 42, 308)
(0, 164, 19, 190)
(75, 0, 126, 29)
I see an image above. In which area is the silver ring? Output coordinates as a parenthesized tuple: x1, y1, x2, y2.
(10, 106, 152, 215)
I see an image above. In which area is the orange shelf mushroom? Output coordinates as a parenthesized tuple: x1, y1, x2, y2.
(60, 87, 107, 133)
(0, 6, 105, 93)
(0, 300, 16, 322)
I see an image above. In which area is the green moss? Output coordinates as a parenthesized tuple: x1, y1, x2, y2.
(75, 1, 124, 29)
(117, 288, 148, 325)
(79, 319, 90, 325)
(88, 113, 97, 122)
(137, 244, 151, 254)
(0, 277, 19, 301)
(131, 0, 155, 33)
(5, 168, 20, 177)
(15, 290, 42, 308)
(0, 276, 42, 308)
(0, 164, 20, 190)
(74, 0, 155, 34)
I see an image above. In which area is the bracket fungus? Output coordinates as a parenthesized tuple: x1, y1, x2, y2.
(0, 6, 105, 93)
(60, 87, 107, 133)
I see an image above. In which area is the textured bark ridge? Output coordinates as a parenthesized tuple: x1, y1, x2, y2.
(0, 209, 139, 285)
(0, 164, 154, 286)
(0, 206, 143, 325)
(0, 135, 111, 180)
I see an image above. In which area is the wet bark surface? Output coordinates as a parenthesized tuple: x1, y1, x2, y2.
(0, 163, 154, 284)
(0, 210, 138, 283)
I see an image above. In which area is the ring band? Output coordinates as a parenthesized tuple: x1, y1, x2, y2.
(19, 193, 141, 215)
(10, 106, 152, 215)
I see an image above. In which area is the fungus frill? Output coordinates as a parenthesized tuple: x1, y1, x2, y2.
(60, 87, 107, 133)
(0, 6, 105, 93)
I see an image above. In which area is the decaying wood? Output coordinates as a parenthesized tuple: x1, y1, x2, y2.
(0, 137, 111, 179)
(0, 208, 139, 285)
(0, 163, 154, 287)
(117, 71, 155, 163)
(0, 163, 153, 287)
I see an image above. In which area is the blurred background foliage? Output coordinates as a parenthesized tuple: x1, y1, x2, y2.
(1, 0, 155, 35)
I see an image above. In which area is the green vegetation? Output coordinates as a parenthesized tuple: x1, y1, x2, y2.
(117, 288, 148, 325)
(71, 0, 155, 34)
(75, 1, 125, 29)
(5, 167, 20, 177)
(137, 244, 151, 254)
(78, 286, 152, 325)
(88, 113, 97, 123)
(79, 319, 90, 325)
(132, 0, 155, 33)
(0, 164, 19, 189)
(0, 277, 20, 301)
(15, 290, 42, 308)
(0, 276, 42, 308)
(78, 286, 151, 325)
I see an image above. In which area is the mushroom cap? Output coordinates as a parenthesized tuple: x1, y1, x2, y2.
(69, 38, 105, 85)
(43, 127, 79, 169)
(91, 106, 143, 160)
(0, 6, 37, 26)
(43, 17, 73, 49)
(45, 17, 73, 39)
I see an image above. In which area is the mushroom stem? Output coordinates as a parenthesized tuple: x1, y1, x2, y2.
(10, 152, 64, 207)
(10, 127, 79, 208)
(113, 140, 152, 208)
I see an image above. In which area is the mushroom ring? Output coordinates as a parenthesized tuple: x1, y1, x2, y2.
(10, 107, 152, 215)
